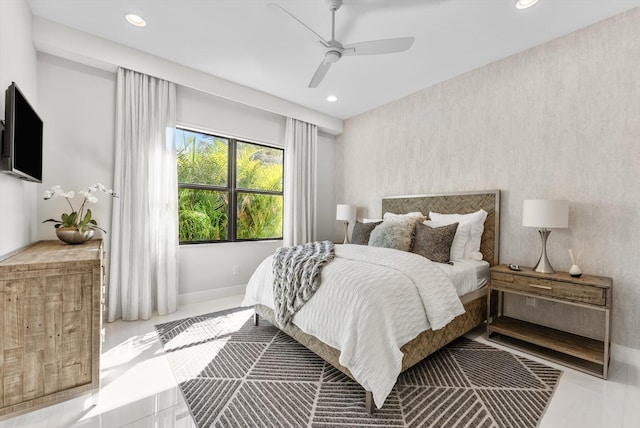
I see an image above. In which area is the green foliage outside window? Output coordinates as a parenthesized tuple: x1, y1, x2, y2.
(237, 193, 282, 239)
(177, 133, 228, 186)
(176, 128, 283, 242)
(178, 188, 227, 241)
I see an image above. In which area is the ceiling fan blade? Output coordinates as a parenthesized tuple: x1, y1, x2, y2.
(309, 59, 332, 88)
(268, 3, 330, 47)
(343, 36, 415, 56)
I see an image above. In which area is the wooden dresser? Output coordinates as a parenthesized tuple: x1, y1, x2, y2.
(487, 264, 612, 378)
(0, 240, 103, 418)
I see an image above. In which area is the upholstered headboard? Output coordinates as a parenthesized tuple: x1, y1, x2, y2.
(381, 190, 500, 266)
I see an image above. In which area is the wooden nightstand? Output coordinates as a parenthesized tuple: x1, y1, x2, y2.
(487, 264, 612, 379)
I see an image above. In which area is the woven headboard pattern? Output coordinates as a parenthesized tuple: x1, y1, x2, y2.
(381, 190, 500, 266)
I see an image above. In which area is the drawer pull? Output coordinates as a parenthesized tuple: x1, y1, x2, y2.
(529, 284, 552, 290)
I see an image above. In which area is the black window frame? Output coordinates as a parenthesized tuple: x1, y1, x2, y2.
(177, 127, 284, 244)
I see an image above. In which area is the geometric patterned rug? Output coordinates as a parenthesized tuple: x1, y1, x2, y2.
(155, 307, 562, 428)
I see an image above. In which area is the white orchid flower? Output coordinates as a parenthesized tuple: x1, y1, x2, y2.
(43, 183, 117, 235)
(89, 183, 107, 192)
(44, 186, 70, 200)
(50, 185, 64, 197)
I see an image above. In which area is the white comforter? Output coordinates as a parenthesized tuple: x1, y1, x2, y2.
(241, 244, 465, 408)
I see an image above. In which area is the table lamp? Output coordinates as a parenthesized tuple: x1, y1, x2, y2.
(522, 199, 569, 273)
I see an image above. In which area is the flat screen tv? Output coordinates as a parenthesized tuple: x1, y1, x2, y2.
(1, 82, 43, 183)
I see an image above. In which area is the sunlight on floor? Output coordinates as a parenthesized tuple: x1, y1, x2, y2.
(101, 331, 159, 369)
(83, 353, 178, 419)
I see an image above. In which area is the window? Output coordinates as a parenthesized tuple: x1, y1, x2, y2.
(176, 128, 283, 243)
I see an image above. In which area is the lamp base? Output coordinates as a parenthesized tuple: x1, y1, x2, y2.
(533, 229, 555, 273)
(342, 221, 350, 244)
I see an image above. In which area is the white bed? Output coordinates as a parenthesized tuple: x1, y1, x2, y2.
(242, 244, 473, 408)
(243, 190, 500, 412)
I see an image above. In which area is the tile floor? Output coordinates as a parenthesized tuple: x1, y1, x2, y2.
(0, 294, 638, 428)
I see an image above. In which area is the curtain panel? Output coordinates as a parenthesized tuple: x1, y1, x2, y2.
(283, 117, 318, 247)
(107, 68, 178, 322)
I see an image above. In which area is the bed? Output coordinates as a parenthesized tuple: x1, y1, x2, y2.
(242, 190, 500, 413)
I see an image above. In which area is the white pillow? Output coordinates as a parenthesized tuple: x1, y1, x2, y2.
(424, 220, 471, 260)
(429, 209, 488, 258)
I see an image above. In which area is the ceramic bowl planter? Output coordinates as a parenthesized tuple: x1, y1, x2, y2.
(55, 227, 95, 245)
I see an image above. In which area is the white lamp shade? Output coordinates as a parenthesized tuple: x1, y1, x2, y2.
(336, 204, 356, 221)
(522, 200, 569, 228)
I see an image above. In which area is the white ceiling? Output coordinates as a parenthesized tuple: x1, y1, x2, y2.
(27, 0, 640, 120)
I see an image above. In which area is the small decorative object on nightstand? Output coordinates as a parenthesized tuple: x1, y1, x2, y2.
(568, 249, 582, 277)
(487, 264, 612, 379)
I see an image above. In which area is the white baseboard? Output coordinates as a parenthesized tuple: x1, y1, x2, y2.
(178, 284, 246, 306)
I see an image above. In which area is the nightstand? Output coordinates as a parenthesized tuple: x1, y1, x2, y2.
(487, 264, 612, 379)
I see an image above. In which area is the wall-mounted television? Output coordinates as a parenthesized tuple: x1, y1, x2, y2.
(1, 82, 43, 183)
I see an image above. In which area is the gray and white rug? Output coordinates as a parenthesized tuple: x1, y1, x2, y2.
(155, 307, 561, 428)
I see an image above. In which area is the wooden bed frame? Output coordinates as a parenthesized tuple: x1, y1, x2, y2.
(254, 190, 500, 413)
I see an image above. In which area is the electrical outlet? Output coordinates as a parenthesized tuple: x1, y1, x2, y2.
(525, 297, 536, 307)
(233, 265, 239, 275)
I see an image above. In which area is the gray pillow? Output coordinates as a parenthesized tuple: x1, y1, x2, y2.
(411, 222, 459, 263)
(351, 221, 382, 245)
(368, 221, 413, 252)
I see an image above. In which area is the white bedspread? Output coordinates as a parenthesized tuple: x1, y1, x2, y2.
(241, 244, 465, 408)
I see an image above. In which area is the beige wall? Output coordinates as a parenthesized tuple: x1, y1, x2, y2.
(336, 8, 640, 349)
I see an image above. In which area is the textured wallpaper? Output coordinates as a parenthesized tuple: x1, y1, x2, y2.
(336, 8, 640, 349)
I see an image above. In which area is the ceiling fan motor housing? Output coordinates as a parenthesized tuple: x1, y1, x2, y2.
(327, 0, 342, 12)
(325, 50, 341, 63)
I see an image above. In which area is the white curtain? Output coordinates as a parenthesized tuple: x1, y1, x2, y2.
(283, 117, 318, 247)
(107, 68, 178, 322)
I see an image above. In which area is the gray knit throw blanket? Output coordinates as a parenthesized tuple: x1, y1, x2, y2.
(272, 240, 335, 328)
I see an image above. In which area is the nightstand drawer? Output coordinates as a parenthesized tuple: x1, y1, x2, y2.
(491, 272, 607, 306)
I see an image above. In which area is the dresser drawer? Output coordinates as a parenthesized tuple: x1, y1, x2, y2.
(491, 272, 607, 306)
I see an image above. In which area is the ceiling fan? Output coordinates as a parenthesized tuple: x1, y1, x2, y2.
(269, 0, 415, 88)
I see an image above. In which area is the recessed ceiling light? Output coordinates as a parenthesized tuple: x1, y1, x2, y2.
(125, 13, 147, 27)
(515, 0, 538, 9)
(326, 95, 338, 103)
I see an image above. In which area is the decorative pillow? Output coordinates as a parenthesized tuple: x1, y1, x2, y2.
(429, 209, 488, 258)
(411, 222, 459, 263)
(363, 218, 383, 223)
(383, 211, 426, 225)
(351, 221, 382, 245)
(368, 221, 413, 252)
(424, 220, 471, 260)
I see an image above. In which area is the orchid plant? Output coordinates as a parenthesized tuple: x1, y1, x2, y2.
(43, 184, 118, 233)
